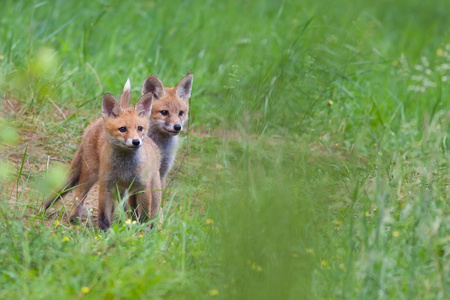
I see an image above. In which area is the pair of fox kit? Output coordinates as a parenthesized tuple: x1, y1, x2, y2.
(44, 74, 193, 230)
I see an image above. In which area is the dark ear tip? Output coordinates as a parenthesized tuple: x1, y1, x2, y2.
(142, 75, 165, 97)
(143, 75, 164, 88)
(145, 74, 161, 81)
(179, 73, 193, 86)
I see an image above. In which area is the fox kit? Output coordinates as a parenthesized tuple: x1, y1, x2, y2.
(44, 80, 162, 229)
(97, 91, 161, 229)
(44, 74, 192, 222)
(141, 73, 193, 187)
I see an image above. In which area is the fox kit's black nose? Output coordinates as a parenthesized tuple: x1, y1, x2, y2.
(174, 124, 182, 132)
(132, 139, 141, 146)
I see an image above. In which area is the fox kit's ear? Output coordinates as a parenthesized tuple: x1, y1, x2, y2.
(119, 78, 131, 108)
(142, 75, 166, 99)
(135, 93, 153, 117)
(175, 73, 193, 101)
(102, 93, 121, 118)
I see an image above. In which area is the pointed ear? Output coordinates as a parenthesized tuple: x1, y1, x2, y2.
(175, 73, 193, 101)
(102, 93, 121, 118)
(142, 75, 166, 99)
(119, 78, 131, 108)
(135, 93, 153, 117)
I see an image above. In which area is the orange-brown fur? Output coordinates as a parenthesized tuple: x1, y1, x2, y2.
(44, 74, 193, 225)
(143, 74, 193, 187)
(44, 84, 161, 230)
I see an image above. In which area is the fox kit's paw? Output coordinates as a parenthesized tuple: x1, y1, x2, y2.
(69, 215, 82, 225)
(69, 204, 86, 224)
(98, 213, 111, 231)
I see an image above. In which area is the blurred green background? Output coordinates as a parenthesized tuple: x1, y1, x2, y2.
(0, 0, 448, 299)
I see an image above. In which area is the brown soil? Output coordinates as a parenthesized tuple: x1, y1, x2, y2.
(44, 184, 100, 226)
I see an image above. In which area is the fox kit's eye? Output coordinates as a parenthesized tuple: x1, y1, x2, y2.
(160, 110, 169, 116)
(137, 126, 144, 132)
(118, 127, 127, 133)
(179, 110, 184, 116)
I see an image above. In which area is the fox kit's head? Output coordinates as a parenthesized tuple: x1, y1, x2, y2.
(141, 73, 193, 136)
(101, 80, 153, 150)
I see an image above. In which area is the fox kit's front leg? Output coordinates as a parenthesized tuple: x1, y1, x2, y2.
(136, 189, 153, 224)
(98, 180, 115, 230)
(95, 81, 159, 230)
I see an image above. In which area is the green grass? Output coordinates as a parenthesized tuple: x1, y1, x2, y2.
(0, 0, 449, 299)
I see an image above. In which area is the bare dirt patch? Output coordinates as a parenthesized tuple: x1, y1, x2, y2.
(44, 184, 100, 227)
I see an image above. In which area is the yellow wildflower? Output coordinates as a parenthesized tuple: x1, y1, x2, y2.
(251, 263, 262, 272)
(321, 259, 327, 266)
(332, 220, 341, 230)
(208, 289, 219, 296)
(305, 248, 314, 255)
(392, 230, 400, 238)
(81, 286, 90, 294)
(125, 219, 132, 225)
(62, 236, 70, 242)
(327, 100, 334, 106)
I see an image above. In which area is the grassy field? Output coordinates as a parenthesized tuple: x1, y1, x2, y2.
(0, 0, 449, 299)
